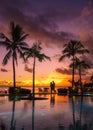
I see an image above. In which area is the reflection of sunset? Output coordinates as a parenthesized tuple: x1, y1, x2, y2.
(56, 95, 69, 102)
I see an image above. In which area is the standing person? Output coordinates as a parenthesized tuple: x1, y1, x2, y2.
(50, 81, 56, 94)
(50, 82, 53, 94)
(52, 81, 55, 92)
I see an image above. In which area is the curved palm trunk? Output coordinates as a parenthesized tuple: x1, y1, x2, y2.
(72, 55, 75, 88)
(79, 66, 82, 94)
(32, 56, 36, 98)
(92, 80, 93, 88)
(12, 55, 16, 88)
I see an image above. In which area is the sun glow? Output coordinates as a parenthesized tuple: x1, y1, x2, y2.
(0, 71, 71, 87)
(37, 72, 72, 87)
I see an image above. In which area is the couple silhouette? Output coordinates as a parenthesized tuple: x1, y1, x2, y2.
(50, 81, 55, 94)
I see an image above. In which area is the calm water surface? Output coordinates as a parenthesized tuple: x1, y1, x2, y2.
(0, 94, 93, 130)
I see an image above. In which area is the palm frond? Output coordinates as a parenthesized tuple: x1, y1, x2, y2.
(69, 63, 73, 68)
(18, 34, 29, 42)
(32, 42, 42, 51)
(20, 46, 29, 51)
(37, 53, 51, 62)
(18, 42, 29, 48)
(10, 22, 25, 42)
(81, 61, 90, 68)
(0, 41, 10, 47)
(59, 56, 64, 62)
(77, 49, 89, 54)
(17, 47, 26, 62)
(0, 33, 5, 38)
(0, 33, 11, 44)
(26, 52, 33, 60)
(59, 54, 70, 62)
(70, 57, 90, 69)
(2, 50, 12, 65)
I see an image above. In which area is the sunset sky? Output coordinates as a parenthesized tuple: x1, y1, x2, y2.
(0, 0, 93, 88)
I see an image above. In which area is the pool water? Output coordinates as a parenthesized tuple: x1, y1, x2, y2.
(0, 94, 93, 130)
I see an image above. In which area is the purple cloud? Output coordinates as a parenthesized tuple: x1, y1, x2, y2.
(55, 68, 72, 75)
(0, 68, 8, 72)
(24, 65, 32, 73)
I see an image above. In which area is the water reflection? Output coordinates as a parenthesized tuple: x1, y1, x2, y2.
(50, 94, 55, 107)
(0, 95, 93, 130)
(0, 121, 7, 130)
(32, 100, 35, 130)
(58, 95, 93, 130)
(10, 97, 16, 130)
(68, 96, 89, 130)
(68, 96, 83, 130)
(9, 96, 36, 130)
(10, 96, 25, 130)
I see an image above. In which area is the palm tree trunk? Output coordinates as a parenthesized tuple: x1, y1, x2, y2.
(72, 55, 75, 88)
(32, 56, 36, 98)
(79, 66, 82, 94)
(12, 55, 16, 88)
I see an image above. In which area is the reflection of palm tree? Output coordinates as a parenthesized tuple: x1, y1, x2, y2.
(69, 96, 88, 130)
(32, 100, 35, 130)
(59, 40, 89, 88)
(10, 97, 16, 130)
(0, 22, 28, 88)
(59, 96, 87, 130)
(70, 58, 90, 94)
(80, 96, 83, 127)
(24, 42, 50, 98)
(0, 122, 7, 130)
(68, 120, 88, 130)
(72, 96, 76, 129)
(10, 97, 25, 130)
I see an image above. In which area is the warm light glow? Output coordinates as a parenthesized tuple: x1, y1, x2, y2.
(0, 72, 72, 87)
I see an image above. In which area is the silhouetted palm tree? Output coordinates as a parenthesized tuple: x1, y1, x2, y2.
(59, 40, 89, 88)
(0, 21, 28, 88)
(70, 58, 90, 93)
(24, 42, 50, 98)
(90, 74, 93, 87)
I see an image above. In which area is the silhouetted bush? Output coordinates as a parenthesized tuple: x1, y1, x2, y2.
(8, 87, 31, 95)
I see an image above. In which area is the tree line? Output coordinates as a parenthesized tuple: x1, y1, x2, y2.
(0, 21, 92, 96)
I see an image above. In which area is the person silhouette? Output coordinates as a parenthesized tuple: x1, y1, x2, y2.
(50, 82, 53, 94)
(52, 81, 55, 92)
(50, 81, 55, 93)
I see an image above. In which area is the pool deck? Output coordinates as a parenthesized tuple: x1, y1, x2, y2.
(1, 93, 93, 97)
(0, 92, 57, 97)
